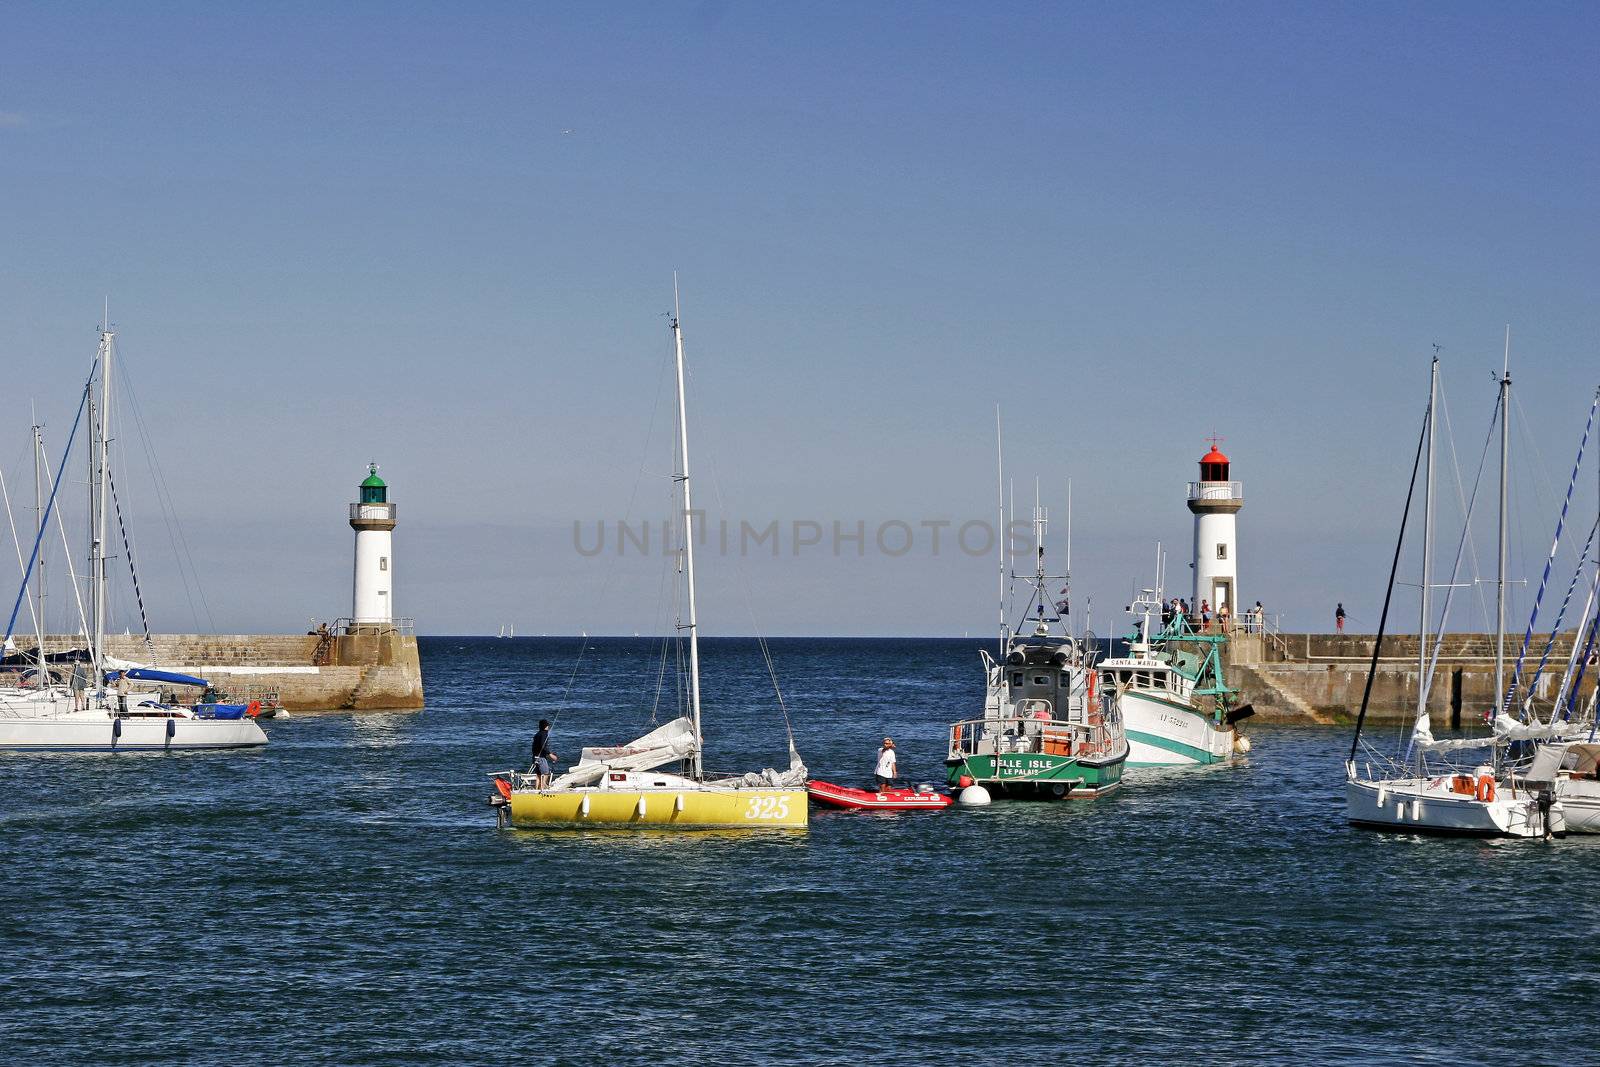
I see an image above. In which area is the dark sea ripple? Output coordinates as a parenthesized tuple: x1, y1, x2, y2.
(3, 637, 1597, 1065)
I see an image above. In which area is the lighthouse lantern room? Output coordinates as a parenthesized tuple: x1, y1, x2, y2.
(350, 463, 397, 629)
(1187, 438, 1242, 619)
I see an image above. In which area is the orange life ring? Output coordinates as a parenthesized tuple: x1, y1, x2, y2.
(1476, 777, 1496, 803)
(246, 700, 262, 718)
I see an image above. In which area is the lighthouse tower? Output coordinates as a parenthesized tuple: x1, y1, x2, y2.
(349, 463, 396, 630)
(1187, 439, 1241, 618)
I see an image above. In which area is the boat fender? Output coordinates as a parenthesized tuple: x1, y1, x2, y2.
(579, 795, 591, 817)
(674, 794, 685, 812)
(165, 717, 176, 746)
(112, 717, 122, 745)
(1376, 787, 1387, 807)
(956, 774, 973, 789)
(1233, 735, 1252, 755)
(636, 795, 647, 817)
(958, 784, 992, 806)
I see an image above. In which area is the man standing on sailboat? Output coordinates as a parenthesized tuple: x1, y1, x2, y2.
(530, 719, 558, 789)
(70, 661, 88, 711)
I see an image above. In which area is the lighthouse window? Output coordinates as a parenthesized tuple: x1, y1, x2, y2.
(1216, 544, 1227, 560)
(380, 557, 389, 571)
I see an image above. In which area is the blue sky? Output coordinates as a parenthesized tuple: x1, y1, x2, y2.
(2, 2, 1598, 637)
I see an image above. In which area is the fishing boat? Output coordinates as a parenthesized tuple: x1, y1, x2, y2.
(0, 320, 267, 752)
(1100, 585, 1251, 767)
(806, 780, 954, 811)
(945, 446, 1127, 799)
(1345, 353, 1567, 837)
(492, 295, 806, 830)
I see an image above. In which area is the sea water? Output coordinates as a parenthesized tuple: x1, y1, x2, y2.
(3, 637, 1597, 1064)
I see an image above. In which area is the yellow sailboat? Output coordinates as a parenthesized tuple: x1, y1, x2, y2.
(494, 294, 807, 831)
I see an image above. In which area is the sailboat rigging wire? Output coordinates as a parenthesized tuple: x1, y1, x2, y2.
(3, 378, 90, 645)
(1348, 405, 1430, 764)
(114, 349, 213, 632)
(1404, 393, 1499, 762)
(1520, 517, 1598, 718)
(552, 324, 680, 728)
(1552, 559, 1600, 719)
(38, 441, 91, 644)
(1575, 612, 1600, 732)
(0, 460, 44, 644)
(1503, 390, 1599, 717)
(1438, 385, 1495, 632)
(106, 471, 156, 659)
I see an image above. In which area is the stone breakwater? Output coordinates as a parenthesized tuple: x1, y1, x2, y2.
(28, 632, 424, 711)
(1226, 631, 1595, 726)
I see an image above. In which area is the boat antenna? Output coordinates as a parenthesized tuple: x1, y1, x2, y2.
(1348, 394, 1431, 766)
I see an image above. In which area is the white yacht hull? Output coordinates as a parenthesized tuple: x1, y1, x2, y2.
(0, 712, 267, 751)
(1554, 778, 1600, 833)
(1345, 776, 1561, 838)
(1122, 692, 1234, 767)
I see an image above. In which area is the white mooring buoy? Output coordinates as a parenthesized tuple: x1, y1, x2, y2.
(958, 784, 992, 806)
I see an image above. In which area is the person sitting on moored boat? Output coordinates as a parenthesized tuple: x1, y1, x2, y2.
(530, 718, 559, 789)
(874, 737, 898, 791)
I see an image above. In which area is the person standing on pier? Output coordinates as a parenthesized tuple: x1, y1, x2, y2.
(1335, 603, 1346, 634)
(530, 719, 558, 789)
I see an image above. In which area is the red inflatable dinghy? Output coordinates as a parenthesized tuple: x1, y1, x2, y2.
(806, 780, 955, 811)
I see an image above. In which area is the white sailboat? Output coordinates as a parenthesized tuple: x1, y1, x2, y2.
(1345, 353, 1561, 837)
(491, 293, 805, 829)
(0, 320, 267, 751)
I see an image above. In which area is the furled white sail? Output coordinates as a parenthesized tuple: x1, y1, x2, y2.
(549, 716, 699, 788)
(712, 742, 808, 789)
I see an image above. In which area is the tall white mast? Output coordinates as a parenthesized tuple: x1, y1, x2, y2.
(90, 319, 115, 679)
(32, 416, 46, 678)
(671, 280, 703, 779)
(995, 406, 1006, 651)
(1417, 355, 1438, 732)
(1496, 327, 1511, 710)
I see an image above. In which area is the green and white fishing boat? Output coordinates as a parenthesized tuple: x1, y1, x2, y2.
(946, 464, 1126, 798)
(1100, 588, 1253, 768)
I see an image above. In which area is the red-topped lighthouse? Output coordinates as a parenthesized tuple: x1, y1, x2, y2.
(1187, 437, 1242, 618)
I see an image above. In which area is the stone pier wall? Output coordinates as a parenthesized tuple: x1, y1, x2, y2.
(1225, 631, 1595, 726)
(25, 632, 424, 712)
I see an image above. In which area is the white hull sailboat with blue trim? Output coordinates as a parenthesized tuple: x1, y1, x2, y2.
(1345, 353, 1575, 838)
(0, 319, 267, 752)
